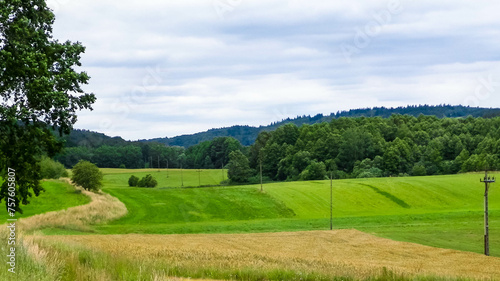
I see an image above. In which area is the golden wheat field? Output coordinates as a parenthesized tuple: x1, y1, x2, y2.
(35, 229, 500, 280)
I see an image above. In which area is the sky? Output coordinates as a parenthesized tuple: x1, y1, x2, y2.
(46, 0, 500, 140)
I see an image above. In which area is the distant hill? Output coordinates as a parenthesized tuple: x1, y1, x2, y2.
(63, 105, 500, 148)
(139, 105, 500, 147)
(61, 129, 128, 148)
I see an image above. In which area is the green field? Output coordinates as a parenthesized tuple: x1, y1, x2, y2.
(101, 168, 228, 188)
(67, 170, 497, 257)
(4, 171, 499, 257)
(3, 170, 500, 280)
(0, 179, 90, 220)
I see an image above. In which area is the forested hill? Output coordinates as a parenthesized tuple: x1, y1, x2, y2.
(140, 105, 500, 147)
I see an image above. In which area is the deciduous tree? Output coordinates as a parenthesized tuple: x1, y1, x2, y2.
(0, 0, 95, 212)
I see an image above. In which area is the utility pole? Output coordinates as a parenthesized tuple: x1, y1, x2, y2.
(166, 159, 169, 178)
(198, 169, 202, 187)
(157, 155, 160, 172)
(221, 162, 225, 182)
(480, 170, 495, 256)
(330, 171, 333, 230)
(149, 156, 152, 170)
(260, 159, 263, 192)
(180, 163, 184, 187)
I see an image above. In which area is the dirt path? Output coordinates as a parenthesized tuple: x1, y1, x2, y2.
(18, 178, 127, 233)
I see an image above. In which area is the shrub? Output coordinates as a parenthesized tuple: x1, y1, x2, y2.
(411, 163, 427, 176)
(71, 160, 103, 192)
(300, 161, 326, 181)
(248, 175, 273, 185)
(39, 156, 68, 179)
(128, 175, 139, 187)
(137, 174, 157, 188)
(357, 167, 383, 178)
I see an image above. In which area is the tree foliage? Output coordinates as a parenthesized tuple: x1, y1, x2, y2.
(39, 156, 68, 179)
(247, 115, 500, 181)
(71, 160, 102, 192)
(0, 0, 95, 212)
(136, 174, 157, 188)
(128, 175, 139, 187)
(227, 150, 252, 183)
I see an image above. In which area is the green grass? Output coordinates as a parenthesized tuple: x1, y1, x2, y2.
(8, 170, 498, 258)
(104, 185, 295, 225)
(81, 171, 500, 257)
(101, 168, 228, 188)
(0, 179, 91, 220)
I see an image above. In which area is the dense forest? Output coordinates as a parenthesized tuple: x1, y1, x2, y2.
(242, 115, 500, 182)
(56, 114, 500, 184)
(143, 105, 500, 147)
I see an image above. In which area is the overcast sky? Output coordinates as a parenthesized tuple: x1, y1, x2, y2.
(47, 0, 500, 140)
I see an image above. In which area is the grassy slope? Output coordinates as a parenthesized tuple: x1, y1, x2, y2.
(263, 175, 500, 256)
(0, 179, 91, 220)
(90, 171, 500, 257)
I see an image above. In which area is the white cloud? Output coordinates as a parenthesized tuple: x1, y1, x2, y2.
(46, 0, 500, 140)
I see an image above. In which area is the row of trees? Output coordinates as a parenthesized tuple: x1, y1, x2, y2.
(56, 115, 500, 184)
(227, 115, 500, 183)
(56, 137, 245, 170)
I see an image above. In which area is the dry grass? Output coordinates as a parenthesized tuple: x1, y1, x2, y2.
(36, 229, 500, 280)
(18, 178, 127, 233)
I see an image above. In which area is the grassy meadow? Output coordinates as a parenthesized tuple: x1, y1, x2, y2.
(101, 168, 228, 188)
(90, 171, 500, 257)
(3, 170, 500, 280)
(0, 179, 91, 220)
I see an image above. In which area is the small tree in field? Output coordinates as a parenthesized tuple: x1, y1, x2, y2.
(128, 175, 139, 187)
(137, 174, 157, 188)
(71, 160, 103, 192)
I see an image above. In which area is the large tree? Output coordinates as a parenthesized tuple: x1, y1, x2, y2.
(227, 150, 252, 183)
(0, 0, 95, 213)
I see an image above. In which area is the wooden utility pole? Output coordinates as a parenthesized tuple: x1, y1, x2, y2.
(260, 159, 263, 192)
(180, 164, 184, 187)
(330, 171, 333, 230)
(157, 155, 160, 172)
(198, 169, 202, 187)
(221, 162, 225, 182)
(166, 159, 169, 178)
(480, 170, 495, 256)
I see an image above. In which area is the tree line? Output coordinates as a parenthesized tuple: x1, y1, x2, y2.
(140, 105, 500, 147)
(227, 115, 500, 183)
(56, 115, 500, 185)
(55, 136, 244, 170)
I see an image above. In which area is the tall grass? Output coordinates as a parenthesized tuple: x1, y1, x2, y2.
(35, 230, 500, 281)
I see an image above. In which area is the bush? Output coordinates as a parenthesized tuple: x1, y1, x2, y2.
(137, 174, 157, 188)
(300, 161, 326, 181)
(71, 160, 103, 192)
(357, 167, 383, 178)
(39, 156, 68, 179)
(411, 163, 427, 176)
(248, 175, 273, 184)
(128, 175, 139, 187)
(119, 164, 126, 169)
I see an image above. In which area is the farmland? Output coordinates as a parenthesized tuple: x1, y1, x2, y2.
(91, 170, 500, 257)
(2, 170, 500, 280)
